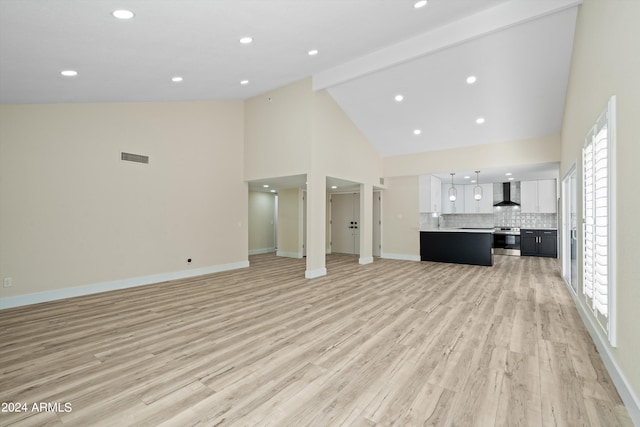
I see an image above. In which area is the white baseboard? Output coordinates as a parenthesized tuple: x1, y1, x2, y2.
(248, 247, 276, 255)
(305, 268, 327, 279)
(380, 252, 421, 262)
(359, 256, 374, 265)
(276, 250, 303, 259)
(572, 293, 640, 426)
(0, 260, 250, 310)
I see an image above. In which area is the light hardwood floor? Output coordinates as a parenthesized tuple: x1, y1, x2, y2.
(0, 254, 633, 426)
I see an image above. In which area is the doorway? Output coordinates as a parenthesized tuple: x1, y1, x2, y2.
(331, 193, 360, 254)
(562, 164, 578, 294)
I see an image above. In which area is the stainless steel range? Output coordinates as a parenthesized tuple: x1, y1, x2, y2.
(493, 227, 521, 256)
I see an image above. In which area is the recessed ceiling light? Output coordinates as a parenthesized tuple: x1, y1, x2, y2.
(394, 94, 404, 102)
(508, 177, 515, 181)
(471, 180, 477, 183)
(270, 189, 276, 193)
(263, 184, 269, 188)
(112, 9, 134, 19)
(414, 0, 428, 9)
(331, 185, 338, 189)
(240, 80, 249, 85)
(466, 75, 477, 84)
(171, 76, 183, 82)
(476, 117, 485, 124)
(413, 129, 422, 135)
(505, 172, 513, 176)
(239, 36, 253, 44)
(308, 49, 319, 56)
(464, 176, 470, 179)
(60, 70, 78, 77)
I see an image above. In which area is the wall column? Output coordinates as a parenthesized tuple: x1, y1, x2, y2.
(359, 183, 373, 265)
(305, 172, 327, 278)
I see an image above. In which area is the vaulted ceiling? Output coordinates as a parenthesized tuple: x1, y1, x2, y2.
(0, 0, 581, 163)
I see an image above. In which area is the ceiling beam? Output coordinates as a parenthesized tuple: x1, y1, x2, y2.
(312, 0, 583, 91)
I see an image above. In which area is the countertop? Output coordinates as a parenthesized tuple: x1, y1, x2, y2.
(420, 228, 495, 233)
(421, 227, 558, 233)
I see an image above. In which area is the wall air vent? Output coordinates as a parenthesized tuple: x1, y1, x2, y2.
(121, 152, 149, 164)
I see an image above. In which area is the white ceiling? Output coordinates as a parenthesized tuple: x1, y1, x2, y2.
(326, 6, 578, 157)
(0, 0, 510, 103)
(0, 0, 581, 183)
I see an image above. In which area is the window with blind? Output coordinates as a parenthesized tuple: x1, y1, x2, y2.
(582, 95, 616, 346)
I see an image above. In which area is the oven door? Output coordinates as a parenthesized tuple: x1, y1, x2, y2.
(493, 234, 521, 256)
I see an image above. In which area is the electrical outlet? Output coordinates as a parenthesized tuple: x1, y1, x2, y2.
(3, 277, 12, 288)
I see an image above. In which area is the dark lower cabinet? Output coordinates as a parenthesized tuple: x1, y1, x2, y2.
(420, 231, 493, 266)
(521, 231, 537, 254)
(521, 229, 557, 257)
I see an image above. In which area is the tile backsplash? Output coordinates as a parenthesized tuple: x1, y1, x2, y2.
(494, 209, 557, 229)
(420, 208, 557, 230)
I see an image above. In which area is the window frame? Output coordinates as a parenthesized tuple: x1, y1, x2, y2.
(582, 95, 617, 347)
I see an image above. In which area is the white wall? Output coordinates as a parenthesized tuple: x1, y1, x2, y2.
(560, 0, 640, 422)
(276, 188, 303, 258)
(244, 79, 313, 181)
(384, 135, 560, 177)
(312, 89, 383, 185)
(0, 101, 247, 306)
(381, 176, 420, 261)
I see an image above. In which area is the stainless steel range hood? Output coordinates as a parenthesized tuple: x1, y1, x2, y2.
(493, 182, 520, 207)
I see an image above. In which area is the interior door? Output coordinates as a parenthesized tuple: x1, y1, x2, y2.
(331, 193, 360, 255)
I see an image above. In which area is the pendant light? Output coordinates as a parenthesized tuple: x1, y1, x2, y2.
(473, 170, 483, 201)
(448, 173, 457, 201)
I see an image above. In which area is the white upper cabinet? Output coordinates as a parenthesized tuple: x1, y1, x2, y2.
(440, 182, 492, 214)
(463, 184, 494, 213)
(537, 179, 557, 213)
(521, 179, 557, 213)
(431, 176, 442, 214)
(418, 175, 442, 213)
(520, 181, 537, 212)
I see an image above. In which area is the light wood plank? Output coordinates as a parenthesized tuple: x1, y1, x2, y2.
(0, 253, 633, 426)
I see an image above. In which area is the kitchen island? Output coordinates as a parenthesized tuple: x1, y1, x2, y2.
(420, 228, 494, 266)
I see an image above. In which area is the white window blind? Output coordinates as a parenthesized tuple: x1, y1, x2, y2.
(582, 96, 616, 346)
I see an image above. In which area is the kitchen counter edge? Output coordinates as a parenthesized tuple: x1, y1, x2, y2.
(420, 228, 495, 233)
